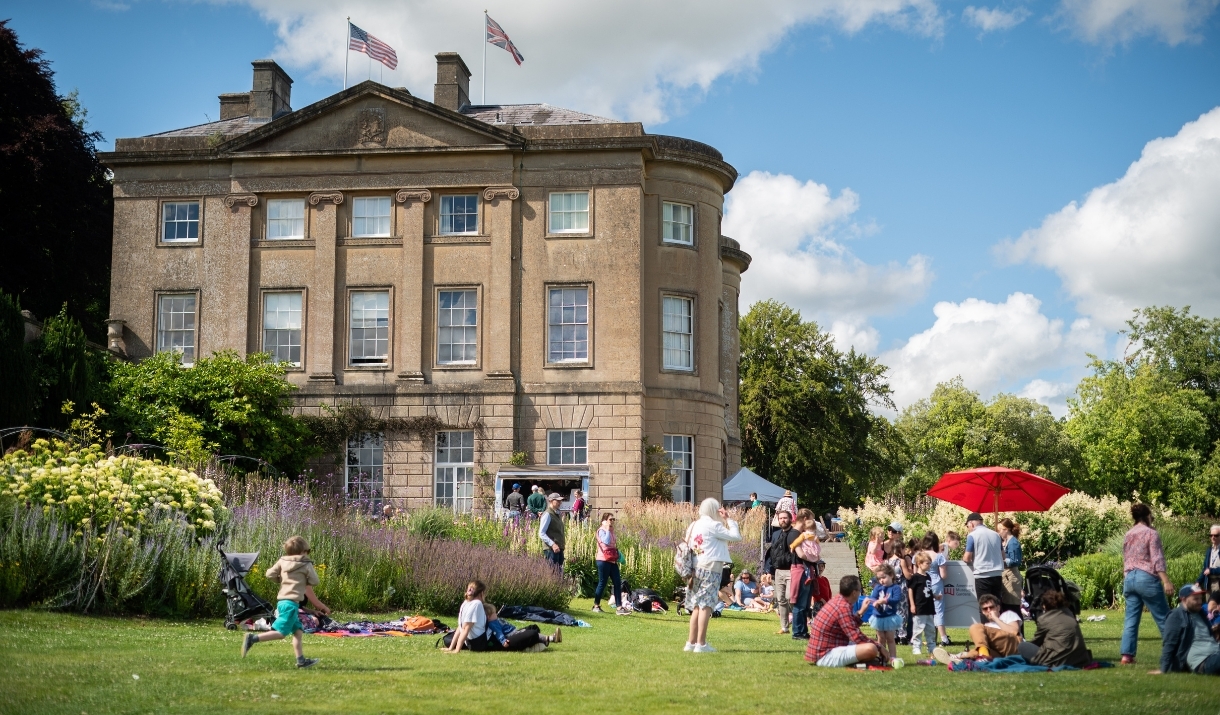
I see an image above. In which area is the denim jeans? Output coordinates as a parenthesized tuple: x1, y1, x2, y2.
(791, 577, 813, 639)
(545, 548, 565, 571)
(1121, 568, 1170, 657)
(593, 560, 622, 607)
(1198, 653, 1220, 676)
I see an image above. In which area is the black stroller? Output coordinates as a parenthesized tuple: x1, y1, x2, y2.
(217, 541, 275, 630)
(1024, 564, 1082, 621)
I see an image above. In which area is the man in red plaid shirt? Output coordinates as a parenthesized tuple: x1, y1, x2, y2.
(805, 575, 885, 667)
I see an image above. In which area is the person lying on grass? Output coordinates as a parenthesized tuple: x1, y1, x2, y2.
(241, 535, 331, 668)
(485, 603, 561, 651)
(805, 574, 886, 668)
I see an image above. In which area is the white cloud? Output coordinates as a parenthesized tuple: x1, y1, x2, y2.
(881, 293, 1104, 409)
(828, 320, 882, 354)
(1056, 0, 1220, 45)
(1000, 106, 1220, 328)
(224, 0, 943, 124)
(725, 171, 933, 346)
(963, 6, 1031, 32)
(1016, 378, 1077, 417)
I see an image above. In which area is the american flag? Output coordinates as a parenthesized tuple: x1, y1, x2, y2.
(349, 22, 398, 70)
(485, 15, 524, 65)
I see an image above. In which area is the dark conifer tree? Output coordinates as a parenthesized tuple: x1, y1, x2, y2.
(0, 20, 112, 339)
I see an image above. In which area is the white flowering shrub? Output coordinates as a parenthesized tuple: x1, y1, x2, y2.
(0, 439, 225, 535)
(840, 491, 1134, 562)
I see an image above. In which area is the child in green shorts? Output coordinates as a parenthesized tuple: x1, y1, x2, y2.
(241, 535, 331, 668)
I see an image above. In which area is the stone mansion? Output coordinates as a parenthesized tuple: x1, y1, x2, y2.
(101, 53, 751, 514)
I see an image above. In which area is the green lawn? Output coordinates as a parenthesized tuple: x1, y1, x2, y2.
(2, 603, 1219, 715)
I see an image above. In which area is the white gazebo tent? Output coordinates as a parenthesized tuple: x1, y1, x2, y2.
(721, 467, 795, 506)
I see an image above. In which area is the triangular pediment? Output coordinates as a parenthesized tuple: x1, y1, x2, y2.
(222, 83, 521, 154)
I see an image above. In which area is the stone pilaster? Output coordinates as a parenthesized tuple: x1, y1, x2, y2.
(307, 191, 342, 383)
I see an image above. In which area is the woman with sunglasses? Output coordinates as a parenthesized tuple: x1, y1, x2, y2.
(592, 512, 630, 615)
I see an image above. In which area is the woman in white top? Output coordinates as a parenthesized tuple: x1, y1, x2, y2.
(684, 498, 742, 653)
(445, 580, 488, 652)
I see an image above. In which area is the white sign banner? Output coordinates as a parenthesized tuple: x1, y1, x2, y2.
(941, 561, 982, 628)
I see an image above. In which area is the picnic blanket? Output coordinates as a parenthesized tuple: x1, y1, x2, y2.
(496, 605, 578, 626)
(308, 615, 450, 638)
(948, 656, 1112, 673)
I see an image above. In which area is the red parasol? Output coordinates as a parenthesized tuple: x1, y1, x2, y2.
(926, 466, 1070, 524)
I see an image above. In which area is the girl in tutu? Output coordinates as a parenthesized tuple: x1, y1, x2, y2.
(868, 562, 903, 659)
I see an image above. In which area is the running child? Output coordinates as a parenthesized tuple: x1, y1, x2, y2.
(241, 535, 330, 668)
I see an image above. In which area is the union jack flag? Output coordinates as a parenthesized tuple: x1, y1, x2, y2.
(349, 22, 398, 70)
(485, 15, 524, 65)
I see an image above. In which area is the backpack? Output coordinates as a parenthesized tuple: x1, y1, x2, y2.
(674, 524, 697, 580)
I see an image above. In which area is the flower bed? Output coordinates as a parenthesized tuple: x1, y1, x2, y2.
(0, 439, 225, 535)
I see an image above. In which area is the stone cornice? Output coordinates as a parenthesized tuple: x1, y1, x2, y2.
(308, 191, 344, 206)
(223, 193, 258, 208)
(719, 235, 752, 273)
(394, 188, 432, 203)
(482, 186, 520, 201)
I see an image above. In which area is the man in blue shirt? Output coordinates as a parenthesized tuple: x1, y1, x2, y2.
(963, 512, 1005, 617)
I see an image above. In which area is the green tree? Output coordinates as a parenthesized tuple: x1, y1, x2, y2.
(738, 300, 906, 514)
(30, 304, 103, 430)
(105, 351, 315, 472)
(1066, 359, 1210, 507)
(895, 378, 1082, 498)
(0, 290, 34, 426)
(0, 21, 112, 337)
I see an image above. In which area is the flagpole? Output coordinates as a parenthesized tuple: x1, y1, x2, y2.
(343, 18, 350, 89)
(482, 9, 487, 104)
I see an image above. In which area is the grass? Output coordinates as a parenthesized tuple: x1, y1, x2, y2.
(3, 604, 1220, 715)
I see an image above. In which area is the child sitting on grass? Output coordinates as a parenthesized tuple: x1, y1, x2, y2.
(241, 535, 331, 668)
(484, 603, 561, 651)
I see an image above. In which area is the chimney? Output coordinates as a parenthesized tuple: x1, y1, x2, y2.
(218, 92, 250, 120)
(433, 52, 471, 111)
(249, 59, 293, 121)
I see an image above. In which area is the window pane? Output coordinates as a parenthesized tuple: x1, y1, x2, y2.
(547, 430, 588, 465)
(350, 291, 390, 365)
(346, 433, 384, 508)
(157, 293, 197, 364)
(353, 197, 392, 237)
(267, 199, 305, 239)
(440, 194, 479, 235)
(263, 292, 303, 366)
(162, 202, 201, 243)
(664, 434, 694, 503)
(547, 287, 590, 362)
(662, 296, 694, 370)
(549, 192, 590, 233)
(436, 431, 475, 513)
(437, 290, 477, 364)
(663, 202, 693, 245)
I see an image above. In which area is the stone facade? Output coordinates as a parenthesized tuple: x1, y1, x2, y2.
(101, 54, 750, 513)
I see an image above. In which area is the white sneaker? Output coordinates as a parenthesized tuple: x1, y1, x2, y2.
(683, 642, 696, 652)
(693, 643, 716, 653)
(932, 647, 953, 665)
(911, 648, 922, 656)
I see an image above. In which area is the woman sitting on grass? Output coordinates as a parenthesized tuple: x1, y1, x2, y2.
(444, 581, 560, 652)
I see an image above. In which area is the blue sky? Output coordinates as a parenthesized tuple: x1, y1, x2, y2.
(9, 0, 1220, 413)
